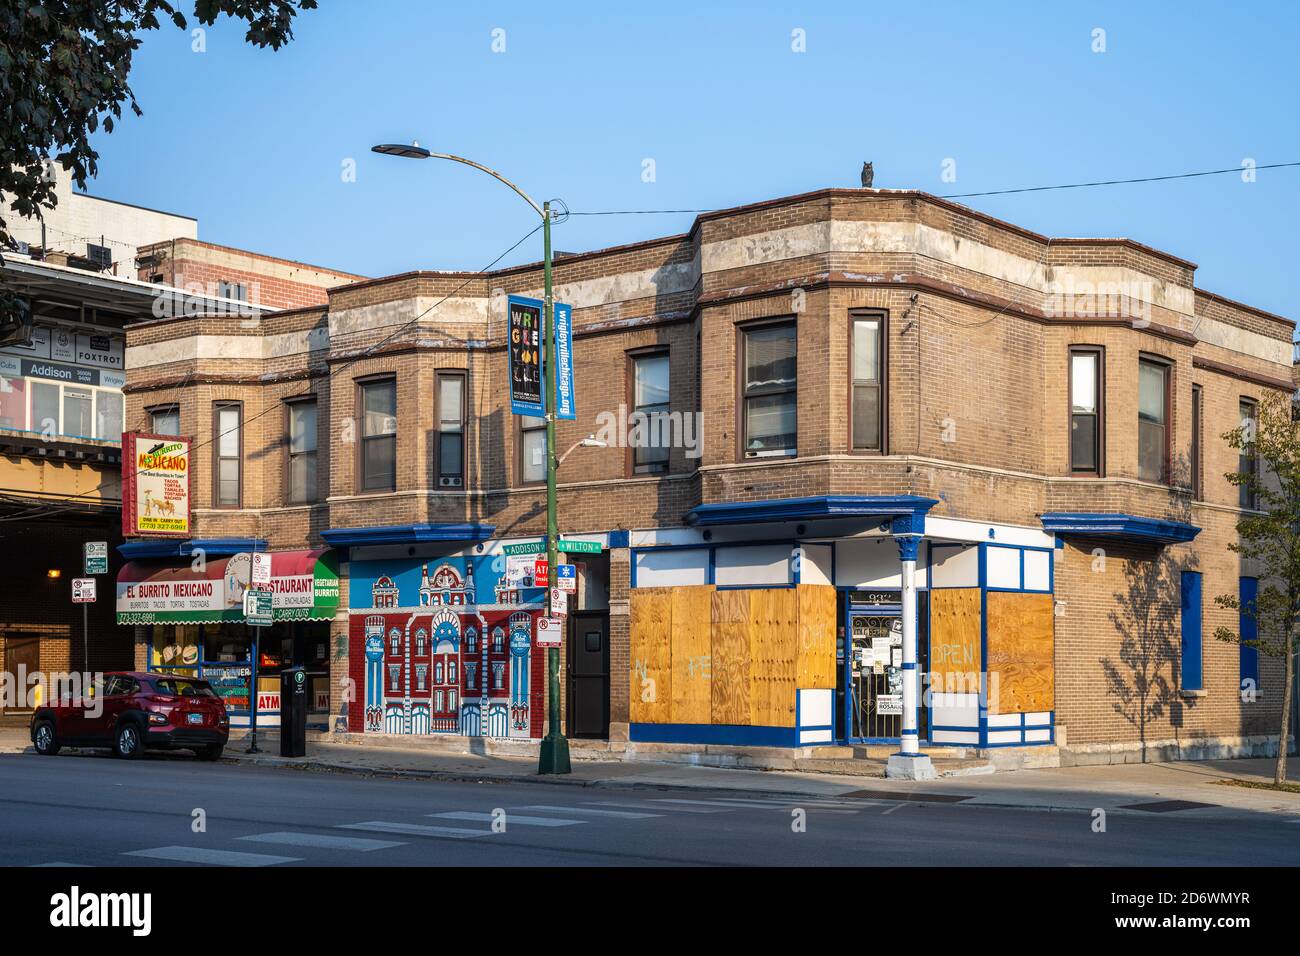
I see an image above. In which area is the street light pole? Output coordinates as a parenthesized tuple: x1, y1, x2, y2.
(538, 199, 570, 774)
(371, 143, 569, 773)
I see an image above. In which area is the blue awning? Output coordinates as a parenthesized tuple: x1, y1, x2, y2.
(1040, 512, 1200, 546)
(685, 495, 937, 531)
(117, 538, 267, 560)
(320, 523, 497, 547)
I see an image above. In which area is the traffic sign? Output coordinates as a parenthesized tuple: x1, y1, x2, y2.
(558, 539, 602, 554)
(556, 563, 577, 592)
(243, 588, 273, 626)
(72, 578, 97, 603)
(83, 541, 108, 576)
(251, 552, 272, 586)
(536, 617, 564, 647)
(549, 587, 568, 615)
(533, 558, 549, 584)
(502, 538, 604, 556)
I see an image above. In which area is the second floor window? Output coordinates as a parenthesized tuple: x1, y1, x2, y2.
(631, 351, 669, 474)
(1191, 384, 1203, 500)
(287, 398, 317, 504)
(150, 405, 180, 436)
(851, 315, 884, 452)
(214, 402, 241, 507)
(1137, 358, 1169, 484)
(520, 415, 546, 484)
(1070, 347, 1102, 475)
(741, 322, 796, 458)
(437, 373, 465, 487)
(360, 379, 396, 491)
(1239, 398, 1258, 510)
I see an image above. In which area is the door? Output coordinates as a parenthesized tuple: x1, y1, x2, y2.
(567, 612, 609, 738)
(836, 590, 930, 743)
(2, 634, 40, 713)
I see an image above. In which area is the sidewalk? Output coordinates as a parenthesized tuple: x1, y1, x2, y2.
(5, 727, 1298, 819)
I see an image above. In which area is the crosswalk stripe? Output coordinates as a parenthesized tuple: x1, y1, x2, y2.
(429, 811, 584, 828)
(123, 846, 300, 867)
(521, 805, 663, 819)
(339, 821, 487, 839)
(238, 832, 405, 851)
(590, 800, 730, 814)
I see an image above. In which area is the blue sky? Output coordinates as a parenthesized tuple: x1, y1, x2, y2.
(85, 1, 1299, 319)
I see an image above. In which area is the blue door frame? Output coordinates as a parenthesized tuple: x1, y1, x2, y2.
(838, 589, 924, 745)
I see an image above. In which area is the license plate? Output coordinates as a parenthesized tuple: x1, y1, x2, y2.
(186, 713, 204, 726)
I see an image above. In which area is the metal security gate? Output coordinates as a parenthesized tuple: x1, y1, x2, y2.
(836, 590, 928, 743)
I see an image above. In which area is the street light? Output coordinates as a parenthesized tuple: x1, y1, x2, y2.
(372, 142, 570, 774)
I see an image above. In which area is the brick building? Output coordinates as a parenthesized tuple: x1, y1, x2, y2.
(117, 187, 1295, 766)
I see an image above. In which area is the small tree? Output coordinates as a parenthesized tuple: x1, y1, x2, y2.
(1214, 391, 1300, 786)
(0, 0, 317, 247)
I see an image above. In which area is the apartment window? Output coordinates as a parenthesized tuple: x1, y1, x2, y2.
(1240, 577, 1259, 690)
(150, 404, 180, 436)
(741, 321, 797, 458)
(1069, 347, 1103, 475)
(62, 387, 93, 439)
(448, 660, 457, 683)
(1138, 357, 1170, 483)
(436, 372, 465, 487)
(218, 281, 248, 302)
(630, 351, 669, 474)
(1191, 384, 1203, 500)
(492, 628, 505, 653)
(213, 402, 242, 507)
(95, 391, 123, 443)
(1180, 570, 1203, 692)
(1239, 399, 1258, 510)
(286, 398, 318, 504)
(851, 314, 885, 452)
(359, 379, 396, 492)
(520, 415, 547, 484)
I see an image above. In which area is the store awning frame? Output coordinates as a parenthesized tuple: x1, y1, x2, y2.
(1040, 512, 1201, 546)
(685, 495, 938, 531)
(118, 537, 267, 560)
(320, 523, 496, 547)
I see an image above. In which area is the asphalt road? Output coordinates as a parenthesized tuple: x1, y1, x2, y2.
(1, 751, 1297, 867)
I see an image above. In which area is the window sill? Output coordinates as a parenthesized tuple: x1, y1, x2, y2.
(1179, 689, 1207, 699)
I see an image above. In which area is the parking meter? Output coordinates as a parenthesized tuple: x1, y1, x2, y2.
(280, 666, 308, 757)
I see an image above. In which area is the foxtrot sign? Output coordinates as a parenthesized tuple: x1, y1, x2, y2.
(121, 432, 192, 537)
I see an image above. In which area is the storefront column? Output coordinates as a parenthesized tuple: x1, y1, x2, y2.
(887, 532, 937, 781)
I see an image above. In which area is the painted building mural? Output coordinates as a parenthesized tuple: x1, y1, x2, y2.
(348, 555, 545, 739)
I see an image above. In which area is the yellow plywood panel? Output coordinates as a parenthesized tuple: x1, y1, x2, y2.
(629, 588, 672, 723)
(670, 586, 714, 724)
(986, 591, 1055, 714)
(710, 589, 751, 725)
(749, 588, 798, 727)
(929, 588, 982, 696)
(796, 585, 837, 689)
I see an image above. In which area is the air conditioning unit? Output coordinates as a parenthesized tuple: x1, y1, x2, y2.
(438, 476, 462, 488)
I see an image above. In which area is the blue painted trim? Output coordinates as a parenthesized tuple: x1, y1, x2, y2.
(608, 529, 630, 549)
(629, 722, 800, 747)
(118, 538, 266, 559)
(321, 523, 496, 546)
(1240, 576, 1260, 686)
(1181, 570, 1204, 692)
(685, 494, 937, 527)
(1040, 512, 1201, 545)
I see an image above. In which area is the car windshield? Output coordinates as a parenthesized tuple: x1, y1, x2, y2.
(152, 679, 216, 698)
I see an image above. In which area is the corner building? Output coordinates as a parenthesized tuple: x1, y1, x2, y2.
(119, 188, 1294, 765)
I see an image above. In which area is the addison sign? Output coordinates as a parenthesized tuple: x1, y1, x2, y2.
(122, 432, 192, 537)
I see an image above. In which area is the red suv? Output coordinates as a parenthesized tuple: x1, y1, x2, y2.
(30, 672, 229, 761)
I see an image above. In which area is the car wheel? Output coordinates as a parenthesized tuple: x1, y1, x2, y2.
(113, 722, 145, 760)
(196, 743, 224, 762)
(33, 720, 61, 756)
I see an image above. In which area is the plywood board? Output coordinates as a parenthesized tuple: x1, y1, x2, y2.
(670, 586, 714, 724)
(986, 591, 1055, 714)
(710, 589, 752, 725)
(796, 585, 837, 689)
(750, 588, 798, 727)
(629, 587, 672, 723)
(929, 588, 982, 696)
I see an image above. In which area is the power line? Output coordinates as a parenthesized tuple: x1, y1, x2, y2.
(565, 160, 1300, 217)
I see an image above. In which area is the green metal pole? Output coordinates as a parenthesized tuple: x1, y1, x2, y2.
(538, 200, 570, 774)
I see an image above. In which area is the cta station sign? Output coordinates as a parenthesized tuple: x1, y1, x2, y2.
(121, 432, 192, 537)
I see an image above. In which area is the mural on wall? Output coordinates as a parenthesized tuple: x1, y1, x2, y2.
(349, 554, 545, 739)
